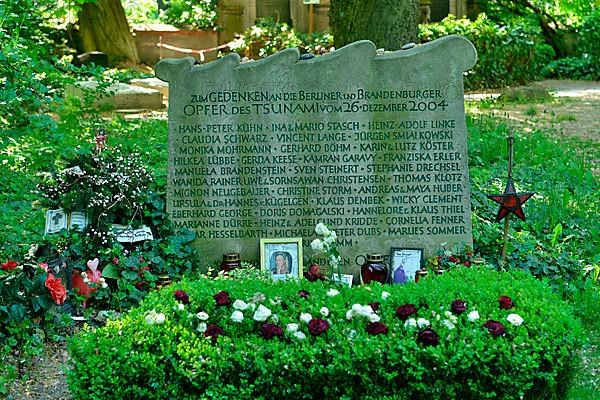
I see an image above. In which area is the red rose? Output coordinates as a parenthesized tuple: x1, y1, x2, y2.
(483, 320, 506, 337)
(174, 290, 190, 304)
(261, 323, 283, 339)
(304, 264, 326, 282)
(449, 256, 459, 263)
(298, 289, 310, 299)
(417, 328, 440, 347)
(396, 304, 417, 321)
(451, 300, 467, 315)
(204, 324, 225, 342)
(308, 318, 329, 336)
(45, 273, 67, 305)
(369, 302, 380, 312)
(1, 260, 18, 271)
(366, 322, 388, 335)
(499, 296, 514, 310)
(213, 290, 231, 306)
(463, 260, 471, 267)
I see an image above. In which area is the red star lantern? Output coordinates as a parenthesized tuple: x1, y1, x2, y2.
(487, 178, 534, 222)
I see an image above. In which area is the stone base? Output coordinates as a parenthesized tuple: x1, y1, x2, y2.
(65, 81, 164, 110)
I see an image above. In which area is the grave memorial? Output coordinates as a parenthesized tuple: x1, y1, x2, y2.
(156, 35, 477, 269)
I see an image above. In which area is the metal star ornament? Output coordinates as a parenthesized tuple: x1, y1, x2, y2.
(486, 132, 535, 262)
(487, 177, 534, 222)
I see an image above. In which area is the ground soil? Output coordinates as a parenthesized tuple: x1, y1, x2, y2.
(5, 79, 600, 399)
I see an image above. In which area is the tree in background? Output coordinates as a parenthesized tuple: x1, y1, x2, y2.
(478, 0, 597, 58)
(329, 0, 420, 51)
(78, 0, 140, 65)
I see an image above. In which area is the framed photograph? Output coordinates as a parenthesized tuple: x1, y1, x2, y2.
(260, 238, 303, 281)
(389, 248, 424, 284)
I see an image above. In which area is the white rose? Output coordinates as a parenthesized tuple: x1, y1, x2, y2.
(467, 310, 480, 322)
(507, 313, 524, 326)
(253, 304, 272, 322)
(404, 318, 417, 329)
(358, 305, 374, 317)
(381, 291, 390, 300)
(101, 282, 108, 289)
(233, 300, 248, 310)
(231, 310, 244, 323)
(300, 312, 313, 324)
(315, 222, 331, 236)
(327, 288, 339, 297)
(351, 304, 363, 313)
(177, 303, 185, 311)
(294, 331, 306, 340)
(196, 311, 209, 321)
(286, 323, 299, 332)
(345, 309, 354, 320)
(417, 318, 430, 328)
(145, 311, 156, 325)
(197, 322, 207, 333)
(320, 307, 330, 317)
(154, 313, 165, 325)
(310, 238, 324, 252)
(442, 319, 456, 330)
(368, 313, 381, 323)
(324, 234, 336, 246)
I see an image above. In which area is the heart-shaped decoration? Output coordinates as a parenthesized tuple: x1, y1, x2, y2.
(87, 258, 99, 272)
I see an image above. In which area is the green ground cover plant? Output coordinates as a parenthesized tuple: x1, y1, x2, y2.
(67, 267, 581, 399)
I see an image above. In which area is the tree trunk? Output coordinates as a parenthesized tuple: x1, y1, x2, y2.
(330, 0, 420, 51)
(78, 0, 140, 65)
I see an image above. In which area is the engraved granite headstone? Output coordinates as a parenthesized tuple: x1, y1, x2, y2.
(156, 35, 477, 270)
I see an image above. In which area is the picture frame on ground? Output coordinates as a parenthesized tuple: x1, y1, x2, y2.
(260, 238, 303, 281)
(331, 273, 354, 288)
(389, 248, 424, 284)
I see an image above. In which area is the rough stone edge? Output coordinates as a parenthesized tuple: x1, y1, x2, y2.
(155, 35, 477, 83)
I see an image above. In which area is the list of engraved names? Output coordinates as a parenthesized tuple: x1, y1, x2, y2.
(169, 87, 468, 249)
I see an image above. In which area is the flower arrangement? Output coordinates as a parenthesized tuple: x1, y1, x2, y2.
(68, 268, 581, 399)
(36, 141, 153, 244)
(427, 243, 477, 273)
(309, 223, 342, 280)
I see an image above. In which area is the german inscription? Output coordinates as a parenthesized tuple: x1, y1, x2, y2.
(156, 36, 477, 268)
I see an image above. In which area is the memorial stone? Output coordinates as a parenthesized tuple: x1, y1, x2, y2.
(156, 35, 477, 271)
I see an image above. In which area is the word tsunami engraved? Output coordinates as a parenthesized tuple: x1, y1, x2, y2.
(156, 36, 477, 267)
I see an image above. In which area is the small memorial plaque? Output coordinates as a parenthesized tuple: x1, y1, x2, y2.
(45, 209, 67, 234)
(156, 36, 477, 271)
(112, 225, 154, 243)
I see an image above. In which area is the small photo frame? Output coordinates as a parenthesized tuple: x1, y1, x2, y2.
(389, 248, 424, 284)
(260, 238, 303, 281)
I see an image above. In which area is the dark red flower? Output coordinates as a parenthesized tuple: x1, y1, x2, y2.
(483, 320, 506, 337)
(366, 322, 388, 335)
(261, 323, 283, 339)
(135, 281, 147, 290)
(369, 302, 381, 312)
(417, 328, 440, 347)
(449, 256, 459, 263)
(308, 318, 329, 336)
(112, 257, 119, 265)
(304, 264, 326, 282)
(204, 324, 225, 342)
(1, 260, 18, 271)
(463, 260, 471, 267)
(499, 296, 514, 310)
(395, 304, 417, 321)
(451, 300, 467, 315)
(174, 290, 190, 304)
(298, 289, 310, 299)
(45, 273, 67, 305)
(213, 290, 231, 306)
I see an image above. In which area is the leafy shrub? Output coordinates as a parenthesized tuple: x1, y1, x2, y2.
(68, 268, 581, 399)
(420, 15, 554, 89)
(543, 55, 600, 80)
(160, 0, 218, 30)
(226, 18, 334, 59)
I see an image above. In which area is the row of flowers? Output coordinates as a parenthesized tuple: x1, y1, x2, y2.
(143, 287, 525, 347)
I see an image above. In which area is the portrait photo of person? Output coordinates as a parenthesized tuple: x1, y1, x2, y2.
(390, 248, 423, 284)
(260, 238, 303, 281)
(270, 251, 292, 275)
